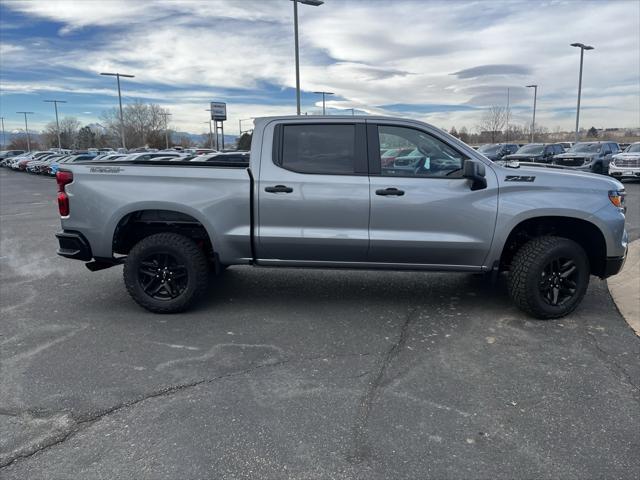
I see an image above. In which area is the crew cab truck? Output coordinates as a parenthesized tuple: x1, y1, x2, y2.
(55, 116, 628, 319)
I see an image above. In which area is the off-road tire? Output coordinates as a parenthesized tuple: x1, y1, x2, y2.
(507, 236, 590, 319)
(124, 232, 208, 313)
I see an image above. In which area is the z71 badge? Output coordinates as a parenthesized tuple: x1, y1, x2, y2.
(505, 175, 535, 182)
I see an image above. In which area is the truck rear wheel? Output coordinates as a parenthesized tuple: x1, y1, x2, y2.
(507, 236, 590, 319)
(123, 232, 208, 313)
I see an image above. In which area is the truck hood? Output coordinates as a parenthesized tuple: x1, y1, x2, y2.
(502, 153, 544, 161)
(494, 162, 623, 190)
(555, 152, 600, 159)
(613, 152, 640, 160)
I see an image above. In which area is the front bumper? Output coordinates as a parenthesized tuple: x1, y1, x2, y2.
(553, 162, 593, 171)
(604, 254, 627, 277)
(55, 231, 93, 261)
(609, 164, 640, 179)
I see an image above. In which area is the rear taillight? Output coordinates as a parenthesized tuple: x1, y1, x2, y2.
(57, 192, 69, 216)
(56, 171, 73, 216)
(56, 171, 73, 192)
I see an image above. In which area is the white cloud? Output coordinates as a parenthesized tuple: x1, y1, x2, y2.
(2, 0, 639, 132)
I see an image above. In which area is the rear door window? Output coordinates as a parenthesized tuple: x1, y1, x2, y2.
(280, 124, 357, 174)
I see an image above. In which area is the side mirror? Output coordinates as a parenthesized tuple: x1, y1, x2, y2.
(463, 159, 487, 191)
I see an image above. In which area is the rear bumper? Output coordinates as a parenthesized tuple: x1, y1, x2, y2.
(55, 231, 93, 261)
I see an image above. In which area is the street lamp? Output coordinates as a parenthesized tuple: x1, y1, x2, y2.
(100, 72, 135, 149)
(44, 99, 67, 150)
(526, 85, 538, 143)
(313, 91, 334, 115)
(160, 112, 172, 149)
(16, 111, 34, 151)
(203, 121, 214, 149)
(0, 117, 5, 148)
(570, 42, 594, 142)
(292, 0, 324, 115)
(239, 118, 253, 135)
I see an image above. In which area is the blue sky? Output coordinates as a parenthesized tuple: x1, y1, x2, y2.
(1, 0, 638, 135)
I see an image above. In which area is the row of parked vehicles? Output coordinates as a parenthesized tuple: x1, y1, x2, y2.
(0, 147, 250, 175)
(474, 141, 640, 179)
(2, 141, 638, 180)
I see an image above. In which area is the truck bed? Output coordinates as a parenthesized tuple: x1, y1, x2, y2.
(60, 163, 253, 264)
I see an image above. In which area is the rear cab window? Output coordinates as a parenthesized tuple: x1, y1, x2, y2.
(277, 124, 365, 175)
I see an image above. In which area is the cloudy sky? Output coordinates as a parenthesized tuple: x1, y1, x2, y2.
(1, 0, 638, 135)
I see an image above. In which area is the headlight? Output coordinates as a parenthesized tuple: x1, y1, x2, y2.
(608, 189, 626, 212)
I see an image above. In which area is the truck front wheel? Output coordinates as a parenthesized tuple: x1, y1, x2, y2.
(123, 232, 208, 313)
(507, 236, 590, 319)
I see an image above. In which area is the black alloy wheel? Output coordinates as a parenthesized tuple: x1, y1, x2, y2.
(138, 253, 189, 300)
(538, 257, 578, 306)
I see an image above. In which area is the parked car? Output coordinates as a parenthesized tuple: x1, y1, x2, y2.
(380, 147, 415, 167)
(54, 116, 627, 320)
(609, 142, 640, 180)
(477, 143, 519, 161)
(184, 148, 218, 156)
(191, 152, 250, 163)
(0, 150, 25, 164)
(16, 151, 54, 170)
(558, 142, 574, 152)
(48, 155, 75, 176)
(502, 143, 565, 163)
(5, 152, 30, 168)
(117, 152, 182, 162)
(553, 141, 620, 174)
(91, 154, 128, 163)
(26, 154, 63, 174)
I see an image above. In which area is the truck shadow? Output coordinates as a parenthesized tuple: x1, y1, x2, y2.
(198, 266, 512, 313)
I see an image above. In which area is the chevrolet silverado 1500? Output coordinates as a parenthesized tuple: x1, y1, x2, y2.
(55, 116, 628, 319)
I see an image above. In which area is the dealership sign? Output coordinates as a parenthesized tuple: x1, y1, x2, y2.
(210, 102, 227, 121)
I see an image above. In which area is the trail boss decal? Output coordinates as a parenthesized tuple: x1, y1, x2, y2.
(505, 175, 535, 182)
(90, 167, 123, 174)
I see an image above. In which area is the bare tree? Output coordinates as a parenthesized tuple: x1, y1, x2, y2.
(458, 126, 470, 143)
(477, 105, 508, 143)
(101, 100, 170, 149)
(42, 116, 80, 148)
(9, 133, 39, 151)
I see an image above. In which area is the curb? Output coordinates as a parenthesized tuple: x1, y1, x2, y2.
(607, 239, 639, 336)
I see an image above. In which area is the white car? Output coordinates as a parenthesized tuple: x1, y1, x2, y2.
(609, 142, 640, 180)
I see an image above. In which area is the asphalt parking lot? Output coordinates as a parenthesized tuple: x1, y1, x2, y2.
(1, 170, 638, 479)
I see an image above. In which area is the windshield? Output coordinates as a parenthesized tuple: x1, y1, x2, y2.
(516, 144, 544, 155)
(624, 144, 640, 153)
(571, 143, 601, 153)
(478, 144, 500, 154)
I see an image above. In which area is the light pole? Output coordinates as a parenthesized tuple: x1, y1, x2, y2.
(313, 91, 334, 115)
(44, 99, 67, 150)
(239, 118, 253, 135)
(526, 84, 538, 143)
(292, 0, 324, 115)
(160, 112, 172, 149)
(204, 121, 214, 149)
(100, 72, 135, 149)
(0, 117, 5, 148)
(17, 111, 34, 152)
(570, 42, 594, 142)
(505, 88, 510, 142)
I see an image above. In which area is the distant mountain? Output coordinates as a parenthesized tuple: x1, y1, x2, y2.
(170, 131, 238, 147)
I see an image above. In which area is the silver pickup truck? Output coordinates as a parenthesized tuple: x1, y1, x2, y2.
(55, 116, 628, 319)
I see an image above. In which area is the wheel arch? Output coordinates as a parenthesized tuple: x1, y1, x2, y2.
(499, 216, 607, 277)
(111, 206, 217, 261)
